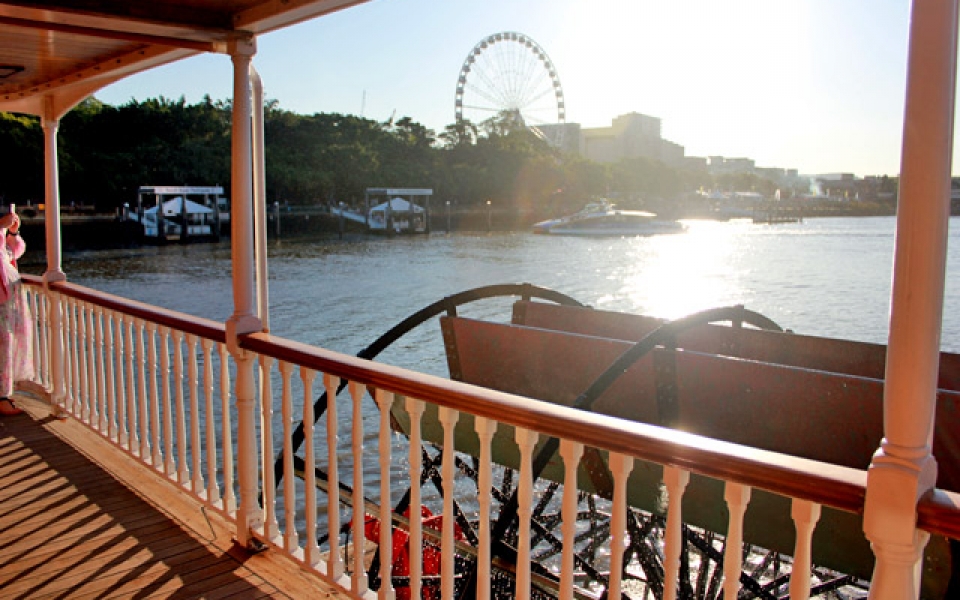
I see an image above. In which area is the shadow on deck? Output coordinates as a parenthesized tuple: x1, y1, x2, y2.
(0, 395, 347, 599)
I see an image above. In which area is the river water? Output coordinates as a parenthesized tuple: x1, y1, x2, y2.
(42, 216, 960, 362)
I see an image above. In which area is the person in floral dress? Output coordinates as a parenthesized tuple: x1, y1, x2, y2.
(0, 210, 33, 416)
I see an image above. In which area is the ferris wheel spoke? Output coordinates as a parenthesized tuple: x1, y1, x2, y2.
(460, 105, 503, 114)
(464, 82, 512, 112)
(469, 67, 513, 107)
(467, 59, 515, 105)
(515, 80, 555, 106)
(514, 55, 545, 107)
(491, 46, 522, 101)
(519, 87, 559, 111)
(523, 113, 556, 127)
(514, 53, 546, 104)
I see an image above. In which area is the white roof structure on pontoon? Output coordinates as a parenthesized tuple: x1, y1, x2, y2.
(144, 197, 214, 216)
(369, 198, 425, 214)
(139, 186, 224, 196)
(365, 188, 433, 196)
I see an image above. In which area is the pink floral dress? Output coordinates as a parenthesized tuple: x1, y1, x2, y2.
(0, 231, 34, 397)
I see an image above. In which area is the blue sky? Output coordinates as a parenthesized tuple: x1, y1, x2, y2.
(96, 0, 916, 177)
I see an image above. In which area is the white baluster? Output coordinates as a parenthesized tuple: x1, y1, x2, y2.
(186, 334, 204, 494)
(29, 290, 43, 386)
(439, 406, 460, 600)
(204, 339, 221, 507)
(39, 292, 49, 388)
(789, 499, 822, 600)
(172, 329, 189, 485)
(349, 380, 368, 594)
(259, 354, 277, 540)
(71, 300, 82, 416)
(92, 305, 106, 433)
(219, 343, 236, 512)
(124, 315, 138, 454)
(302, 367, 320, 567)
(722, 482, 751, 600)
(135, 318, 150, 462)
(147, 322, 162, 468)
(406, 397, 425, 600)
(474, 416, 497, 600)
(103, 310, 118, 441)
(25, 290, 37, 385)
(515, 426, 539, 600)
(113, 312, 127, 444)
(662, 466, 690, 600)
(48, 292, 67, 416)
(559, 439, 584, 600)
(77, 302, 90, 423)
(159, 326, 174, 477)
(217, 342, 237, 514)
(66, 299, 78, 416)
(325, 373, 344, 580)
(85, 303, 98, 429)
(281, 361, 299, 552)
(375, 388, 396, 600)
(42, 292, 51, 388)
(607, 453, 634, 599)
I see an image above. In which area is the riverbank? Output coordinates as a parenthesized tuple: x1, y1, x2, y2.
(15, 199, 900, 258)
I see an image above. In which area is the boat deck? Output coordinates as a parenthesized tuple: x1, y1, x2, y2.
(0, 394, 349, 599)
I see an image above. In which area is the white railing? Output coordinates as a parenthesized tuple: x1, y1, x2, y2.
(23, 275, 239, 522)
(19, 276, 960, 599)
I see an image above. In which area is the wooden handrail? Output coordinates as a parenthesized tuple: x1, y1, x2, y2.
(41, 279, 227, 343)
(918, 488, 960, 539)
(240, 330, 868, 514)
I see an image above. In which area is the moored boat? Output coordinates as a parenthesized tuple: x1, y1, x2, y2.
(532, 199, 685, 236)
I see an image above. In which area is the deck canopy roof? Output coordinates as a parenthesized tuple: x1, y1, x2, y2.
(0, 0, 366, 118)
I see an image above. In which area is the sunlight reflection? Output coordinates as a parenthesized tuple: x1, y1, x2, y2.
(621, 220, 749, 319)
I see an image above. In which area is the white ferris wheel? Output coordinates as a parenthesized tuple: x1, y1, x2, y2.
(454, 31, 566, 147)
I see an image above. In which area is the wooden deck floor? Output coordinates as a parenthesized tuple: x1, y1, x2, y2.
(0, 394, 352, 599)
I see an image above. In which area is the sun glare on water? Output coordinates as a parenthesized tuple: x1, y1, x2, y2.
(616, 221, 747, 320)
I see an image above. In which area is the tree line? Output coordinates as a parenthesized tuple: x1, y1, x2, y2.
(0, 96, 802, 216)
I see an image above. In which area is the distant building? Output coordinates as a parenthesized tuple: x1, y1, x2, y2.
(578, 113, 685, 165)
(708, 156, 756, 174)
(540, 112, 807, 188)
(682, 156, 709, 170)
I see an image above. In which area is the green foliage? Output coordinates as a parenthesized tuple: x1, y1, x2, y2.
(0, 97, 792, 215)
(0, 112, 43, 203)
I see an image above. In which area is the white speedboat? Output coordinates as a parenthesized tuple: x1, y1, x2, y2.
(532, 200, 685, 236)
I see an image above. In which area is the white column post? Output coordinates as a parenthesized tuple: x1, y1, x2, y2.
(863, 1, 958, 598)
(40, 97, 67, 416)
(227, 36, 261, 340)
(226, 36, 264, 548)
